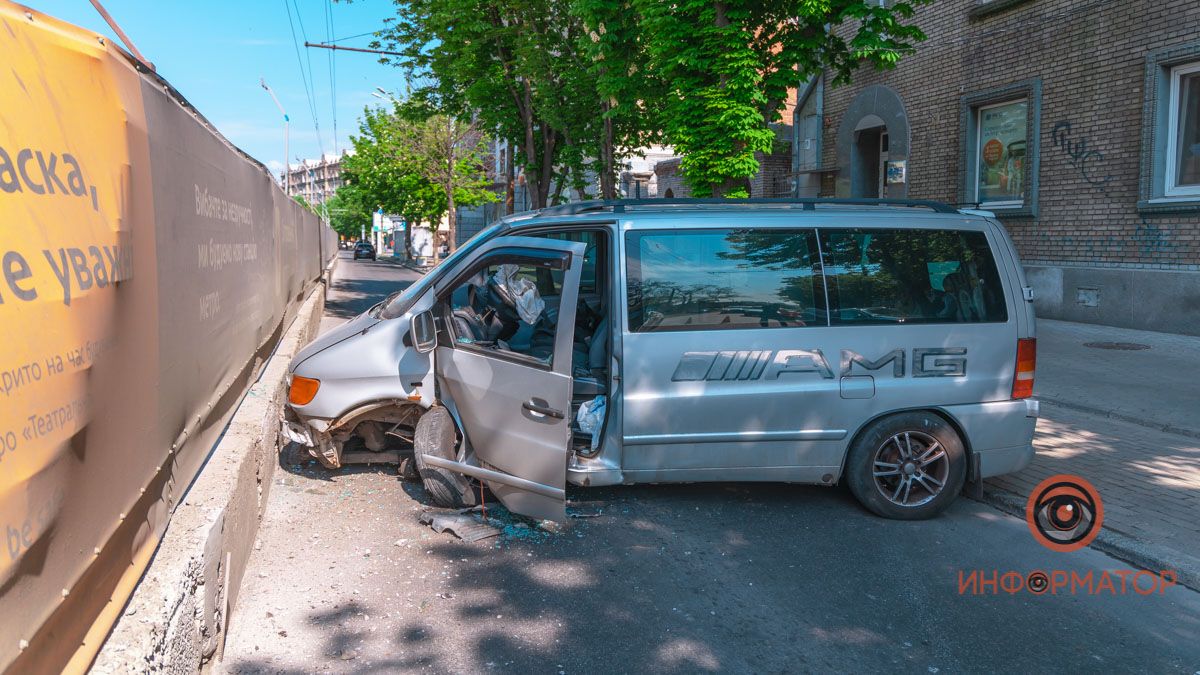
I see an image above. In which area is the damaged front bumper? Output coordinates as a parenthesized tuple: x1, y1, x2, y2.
(279, 406, 340, 467)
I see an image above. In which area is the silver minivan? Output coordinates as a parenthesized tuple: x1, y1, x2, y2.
(283, 199, 1039, 522)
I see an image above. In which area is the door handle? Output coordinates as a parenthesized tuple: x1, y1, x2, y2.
(523, 399, 565, 419)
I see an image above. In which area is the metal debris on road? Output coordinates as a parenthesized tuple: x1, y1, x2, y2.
(418, 510, 500, 542)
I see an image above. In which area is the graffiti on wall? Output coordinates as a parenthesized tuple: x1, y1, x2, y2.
(1023, 220, 1179, 261)
(1132, 219, 1179, 256)
(1050, 121, 1113, 191)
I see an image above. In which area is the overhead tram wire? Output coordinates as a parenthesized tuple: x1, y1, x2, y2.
(288, 0, 326, 159)
(292, 0, 327, 158)
(282, 0, 323, 162)
(325, 0, 338, 157)
(319, 30, 377, 44)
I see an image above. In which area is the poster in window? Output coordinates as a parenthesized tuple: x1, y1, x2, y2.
(976, 100, 1027, 204)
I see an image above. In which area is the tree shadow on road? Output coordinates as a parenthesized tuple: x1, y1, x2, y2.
(325, 276, 414, 320)
(228, 470, 1200, 675)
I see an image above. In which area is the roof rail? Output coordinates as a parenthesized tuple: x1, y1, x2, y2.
(536, 197, 960, 216)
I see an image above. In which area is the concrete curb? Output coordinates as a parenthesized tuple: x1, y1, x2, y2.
(1039, 397, 1200, 440)
(90, 284, 326, 674)
(973, 485, 1200, 593)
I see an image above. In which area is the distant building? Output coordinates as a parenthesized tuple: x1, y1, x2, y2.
(284, 153, 345, 205)
(620, 145, 678, 199)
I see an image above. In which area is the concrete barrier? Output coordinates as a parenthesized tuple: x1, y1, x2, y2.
(90, 282, 326, 674)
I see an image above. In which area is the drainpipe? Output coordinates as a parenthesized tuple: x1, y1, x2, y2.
(793, 74, 824, 198)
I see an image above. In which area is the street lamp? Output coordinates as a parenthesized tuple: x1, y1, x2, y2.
(260, 78, 289, 195)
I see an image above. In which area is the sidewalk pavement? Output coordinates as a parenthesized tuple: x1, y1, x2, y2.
(982, 318, 1200, 589)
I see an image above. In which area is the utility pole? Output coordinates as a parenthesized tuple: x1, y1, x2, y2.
(260, 79, 289, 195)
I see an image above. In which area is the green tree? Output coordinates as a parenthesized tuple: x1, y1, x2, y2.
(573, 0, 664, 198)
(292, 194, 317, 214)
(402, 106, 497, 255)
(324, 185, 372, 240)
(632, 0, 930, 197)
(341, 105, 443, 235)
(376, 0, 660, 206)
(341, 102, 496, 257)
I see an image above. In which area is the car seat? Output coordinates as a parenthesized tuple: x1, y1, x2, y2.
(451, 283, 502, 343)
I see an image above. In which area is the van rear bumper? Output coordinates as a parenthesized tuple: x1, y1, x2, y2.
(941, 399, 1038, 479)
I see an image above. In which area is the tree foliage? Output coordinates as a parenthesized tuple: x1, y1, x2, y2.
(375, 0, 661, 207)
(340, 102, 495, 253)
(323, 185, 372, 239)
(373, 0, 930, 202)
(632, 0, 930, 197)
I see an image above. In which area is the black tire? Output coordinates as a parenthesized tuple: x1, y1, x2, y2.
(413, 406, 478, 508)
(845, 411, 966, 520)
(280, 442, 309, 468)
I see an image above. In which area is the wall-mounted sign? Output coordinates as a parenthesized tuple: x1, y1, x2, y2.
(886, 160, 907, 185)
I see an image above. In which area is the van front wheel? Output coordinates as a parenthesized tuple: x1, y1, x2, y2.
(846, 412, 966, 520)
(413, 406, 478, 509)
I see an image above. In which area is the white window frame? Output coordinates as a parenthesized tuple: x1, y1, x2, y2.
(1165, 61, 1200, 198)
(974, 98, 1027, 208)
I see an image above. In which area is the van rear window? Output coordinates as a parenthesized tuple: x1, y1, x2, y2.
(820, 229, 1008, 324)
(626, 229, 821, 332)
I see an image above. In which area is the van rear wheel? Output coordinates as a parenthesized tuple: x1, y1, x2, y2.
(846, 412, 966, 520)
(413, 406, 478, 509)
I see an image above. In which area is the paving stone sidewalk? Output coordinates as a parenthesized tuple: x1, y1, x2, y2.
(981, 319, 1200, 587)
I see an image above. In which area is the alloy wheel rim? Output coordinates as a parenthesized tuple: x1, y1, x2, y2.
(871, 430, 949, 507)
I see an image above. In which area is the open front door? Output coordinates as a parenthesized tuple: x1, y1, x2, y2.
(432, 236, 585, 521)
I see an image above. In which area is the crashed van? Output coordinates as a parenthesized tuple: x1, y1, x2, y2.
(282, 199, 1039, 521)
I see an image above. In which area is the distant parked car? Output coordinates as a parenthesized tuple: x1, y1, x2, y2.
(353, 242, 376, 261)
(339, 241, 350, 250)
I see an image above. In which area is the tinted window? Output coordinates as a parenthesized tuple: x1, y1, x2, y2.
(626, 229, 821, 332)
(820, 229, 1007, 324)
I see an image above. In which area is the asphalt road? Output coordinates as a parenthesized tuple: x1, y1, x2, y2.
(221, 252, 1200, 674)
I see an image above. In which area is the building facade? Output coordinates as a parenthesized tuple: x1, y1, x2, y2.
(284, 154, 344, 206)
(805, 0, 1200, 335)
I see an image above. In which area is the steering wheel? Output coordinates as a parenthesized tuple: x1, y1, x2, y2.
(487, 273, 517, 310)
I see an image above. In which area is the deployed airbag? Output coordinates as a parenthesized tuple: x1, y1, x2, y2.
(496, 264, 545, 325)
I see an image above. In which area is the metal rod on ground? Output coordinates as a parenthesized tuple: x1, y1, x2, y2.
(87, 0, 154, 70)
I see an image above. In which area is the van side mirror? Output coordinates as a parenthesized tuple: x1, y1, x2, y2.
(411, 311, 437, 353)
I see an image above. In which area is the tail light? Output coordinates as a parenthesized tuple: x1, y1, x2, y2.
(289, 375, 321, 406)
(1012, 338, 1036, 399)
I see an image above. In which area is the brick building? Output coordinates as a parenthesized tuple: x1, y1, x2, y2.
(802, 0, 1199, 335)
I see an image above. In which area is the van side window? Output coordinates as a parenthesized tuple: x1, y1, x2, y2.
(820, 229, 1008, 324)
(626, 229, 822, 332)
(542, 231, 599, 295)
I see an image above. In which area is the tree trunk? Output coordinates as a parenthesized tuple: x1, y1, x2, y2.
(505, 140, 515, 215)
(600, 100, 616, 199)
(445, 121, 458, 256)
(537, 128, 556, 208)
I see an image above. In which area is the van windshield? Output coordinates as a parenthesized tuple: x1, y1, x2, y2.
(376, 222, 506, 319)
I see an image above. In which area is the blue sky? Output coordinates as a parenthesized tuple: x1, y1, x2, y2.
(33, 0, 405, 176)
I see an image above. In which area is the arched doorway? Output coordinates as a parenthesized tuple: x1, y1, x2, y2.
(835, 86, 910, 199)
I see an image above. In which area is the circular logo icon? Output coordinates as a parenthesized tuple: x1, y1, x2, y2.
(1026, 475, 1103, 552)
(1026, 570, 1050, 595)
